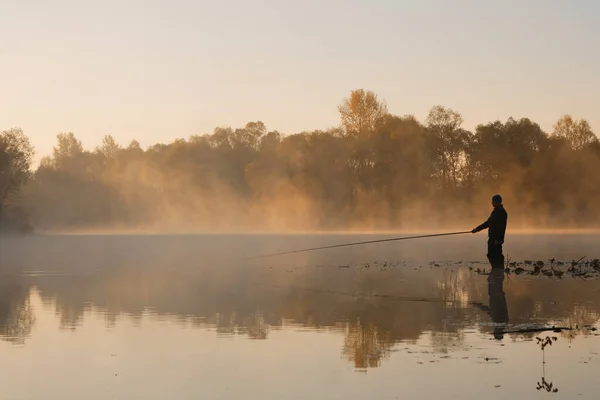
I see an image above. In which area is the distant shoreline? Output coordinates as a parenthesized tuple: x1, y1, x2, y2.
(21, 228, 600, 236)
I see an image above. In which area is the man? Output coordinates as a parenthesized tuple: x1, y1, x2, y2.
(472, 194, 508, 268)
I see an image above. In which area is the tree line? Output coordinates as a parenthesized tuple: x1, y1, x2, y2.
(1, 89, 599, 232)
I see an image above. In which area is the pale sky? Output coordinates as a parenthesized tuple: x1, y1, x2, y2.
(1, 0, 599, 161)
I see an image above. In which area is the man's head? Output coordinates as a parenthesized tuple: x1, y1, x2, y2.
(492, 194, 503, 208)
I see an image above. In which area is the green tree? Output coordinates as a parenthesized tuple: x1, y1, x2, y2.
(0, 128, 34, 221)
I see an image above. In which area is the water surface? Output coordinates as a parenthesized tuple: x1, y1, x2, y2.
(0, 233, 599, 399)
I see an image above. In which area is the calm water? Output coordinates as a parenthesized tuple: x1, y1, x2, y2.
(0, 233, 599, 399)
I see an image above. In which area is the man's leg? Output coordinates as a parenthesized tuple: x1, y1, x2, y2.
(487, 240, 505, 269)
(486, 239, 494, 259)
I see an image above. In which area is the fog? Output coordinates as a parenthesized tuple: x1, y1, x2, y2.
(1, 90, 599, 234)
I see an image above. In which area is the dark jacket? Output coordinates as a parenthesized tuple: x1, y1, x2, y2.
(476, 205, 508, 242)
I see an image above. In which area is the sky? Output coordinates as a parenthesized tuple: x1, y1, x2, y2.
(1, 0, 599, 161)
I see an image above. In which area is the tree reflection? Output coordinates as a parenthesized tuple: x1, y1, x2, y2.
(5, 246, 600, 370)
(342, 321, 393, 369)
(0, 276, 35, 344)
(216, 311, 269, 340)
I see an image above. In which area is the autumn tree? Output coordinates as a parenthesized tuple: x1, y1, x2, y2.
(52, 132, 85, 173)
(127, 139, 142, 150)
(370, 115, 432, 200)
(472, 117, 546, 181)
(233, 121, 267, 150)
(426, 105, 471, 189)
(552, 115, 598, 150)
(338, 89, 388, 136)
(97, 135, 121, 159)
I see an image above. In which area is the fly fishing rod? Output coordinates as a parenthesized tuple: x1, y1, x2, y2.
(246, 231, 471, 260)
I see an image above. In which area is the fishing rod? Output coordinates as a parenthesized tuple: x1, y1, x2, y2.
(246, 231, 471, 260)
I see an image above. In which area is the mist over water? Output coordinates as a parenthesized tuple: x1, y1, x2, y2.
(0, 90, 598, 235)
(0, 233, 599, 399)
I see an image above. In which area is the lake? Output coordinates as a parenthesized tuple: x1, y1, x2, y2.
(0, 233, 599, 399)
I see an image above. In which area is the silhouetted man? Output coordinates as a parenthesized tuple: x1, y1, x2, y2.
(472, 194, 508, 268)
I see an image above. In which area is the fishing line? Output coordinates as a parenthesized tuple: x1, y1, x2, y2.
(246, 231, 471, 260)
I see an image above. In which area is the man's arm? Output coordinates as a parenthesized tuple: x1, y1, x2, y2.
(472, 213, 493, 233)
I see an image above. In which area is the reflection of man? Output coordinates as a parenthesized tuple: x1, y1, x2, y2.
(472, 194, 508, 268)
(488, 268, 508, 340)
(473, 268, 509, 340)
